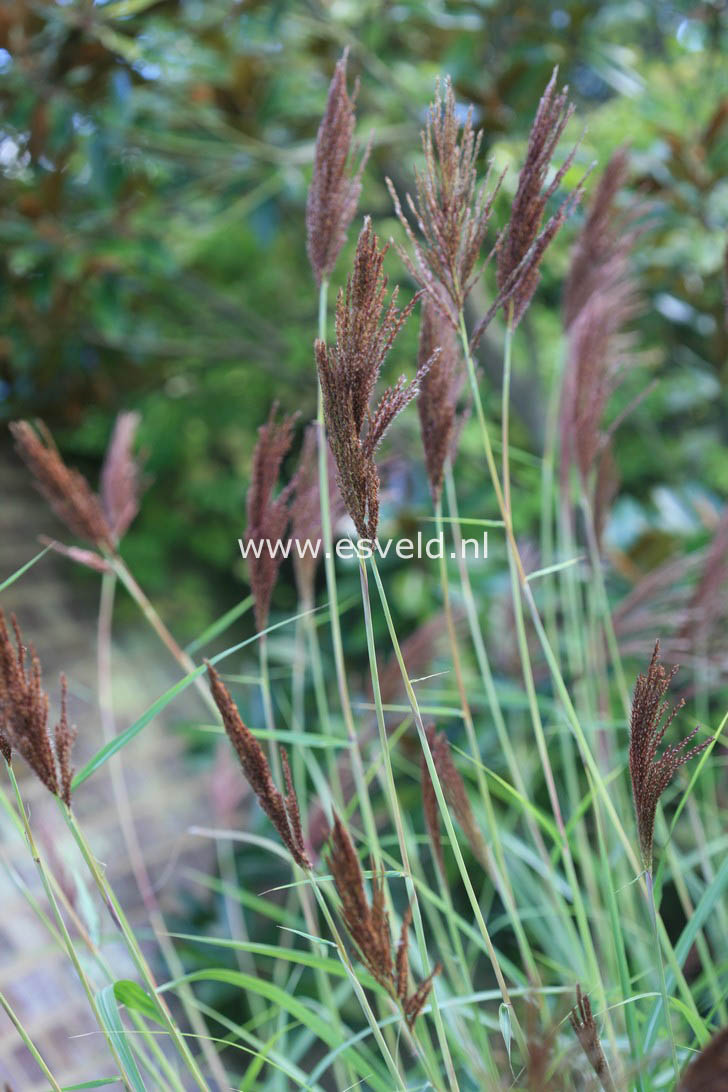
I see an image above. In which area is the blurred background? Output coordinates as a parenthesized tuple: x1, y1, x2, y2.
(0, 0, 727, 1086)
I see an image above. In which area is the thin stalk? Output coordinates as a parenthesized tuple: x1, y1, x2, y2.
(434, 498, 540, 990)
(367, 553, 526, 1059)
(61, 805, 212, 1092)
(0, 780, 183, 1092)
(443, 466, 553, 873)
(108, 553, 219, 720)
(315, 278, 382, 871)
(358, 558, 458, 1092)
(5, 766, 130, 1087)
(645, 869, 679, 1077)
(98, 569, 230, 1090)
(0, 989, 63, 1092)
(498, 312, 603, 996)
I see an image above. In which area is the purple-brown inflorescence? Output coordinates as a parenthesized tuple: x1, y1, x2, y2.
(244, 404, 298, 632)
(473, 67, 585, 343)
(569, 985, 616, 1092)
(387, 77, 503, 329)
(559, 148, 642, 525)
(11, 420, 115, 550)
(417, 300, 463, 503)
(315, 217, 427, 540)
(328, 814, 440, 1028)
(421, 724, 487, 876)
(0, 610, 75, 807)
(100, 411, 144, 542)
(306, 49, 370, 288)
(629, 641, 712, 871)
(206, 661, 310, 869)
(563, 146, 634, 329)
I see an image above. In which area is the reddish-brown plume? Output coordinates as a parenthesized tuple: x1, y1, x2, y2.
(10, 420, 115, 550)
(0, 611, 75, 807)
(569, 985, 616, 1092)
(563, 146, 634, 328)
(206, 662, 310, 869)
(481, 67, 584, 339)
(417, 300, 463, 503)
(387, 76, 503, 328)
(244, 404, 298, 631)
(306, 49, 370, 287)
(327, 814, 440, 1028)
(678, 1023, 728, 1091)
(421, 724, 487, 875)
(629, 641, 712, 870)
(290, 423, 344, 605)
(559, 148, 642, 515)
(100, 411, 144, 542)
(315, 217, 426, 540)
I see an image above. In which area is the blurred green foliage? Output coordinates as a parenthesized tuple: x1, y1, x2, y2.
(1, 0, 727, 630)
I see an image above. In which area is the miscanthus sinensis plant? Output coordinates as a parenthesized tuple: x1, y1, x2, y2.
(2, 51, 726, 1092)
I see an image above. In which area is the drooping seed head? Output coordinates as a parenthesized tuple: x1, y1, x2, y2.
(327, 813, 439, 1026)
(206, 661, 310, 869)
(306, 49, 370, 287)
(10, 420, 115, 550)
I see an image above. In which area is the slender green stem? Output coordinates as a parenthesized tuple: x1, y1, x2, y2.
(5, 766, 130, 1087)
(358, 558, 458, 1092)
(0, 989, 63, 1091)
(434, 499, 540, 990)
(98, 569, 230, 1090)
(61, 805, 212, 1092)
(367, 553, 526, 1059)
(645, 869, 679, 1077)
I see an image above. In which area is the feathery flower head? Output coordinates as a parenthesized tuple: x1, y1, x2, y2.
(387, 76, 503, 328)
(100, 411, 144, 542)
(306, 49, 370, 287)
(11, 420, 115, 550)
(488, 67, 585, 335)
(421, 724, 487, 876)
(0, 610, 75, 806)
(245, 404, 298, 631)
(417, 300, 464, 503)
(315, 216, 426, 540)
(206, 662, 310, 869)
(629, 641, 712, 871)
(563, 145, 634, 328)
(569, 985, 616, 1092)
(327, 813, 440, 1027)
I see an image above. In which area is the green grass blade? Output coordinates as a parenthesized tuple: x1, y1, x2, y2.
(95, 986, 147, 1092)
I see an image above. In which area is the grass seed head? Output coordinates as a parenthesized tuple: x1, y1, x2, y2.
(315, 217, 425, 540)
(387, 76, 503, 327)
(0, 611, 75, 806)
(206, 661, 310, 869)
(306, 49, 370, 287)
(629, 641, 712, 871)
